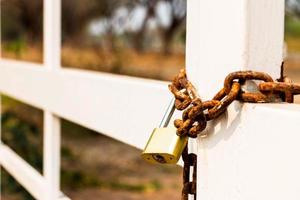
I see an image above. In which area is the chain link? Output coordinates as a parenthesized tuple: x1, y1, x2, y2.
(182, 145, 197, 200)
(169, 67, 300, 200)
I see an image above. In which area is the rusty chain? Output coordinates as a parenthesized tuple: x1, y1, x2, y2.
(169, 67, 300, 200)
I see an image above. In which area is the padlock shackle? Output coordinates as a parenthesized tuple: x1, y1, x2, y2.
(159, 98, 176, 127)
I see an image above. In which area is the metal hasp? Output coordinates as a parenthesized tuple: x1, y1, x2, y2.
(141, 98, 188, 164)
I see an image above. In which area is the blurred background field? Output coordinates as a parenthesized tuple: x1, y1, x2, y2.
(1, 0, 300, 200)
(1, 0, 186, 80)
(1, 95, 182, 200)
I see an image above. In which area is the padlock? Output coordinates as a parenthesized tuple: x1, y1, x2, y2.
(141, 98, 188, 164)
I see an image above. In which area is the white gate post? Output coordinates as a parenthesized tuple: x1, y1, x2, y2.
(186, 0, 284, 99)
(186, 0, 286, 199)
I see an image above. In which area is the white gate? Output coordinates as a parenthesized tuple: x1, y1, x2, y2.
(1, 0, 300, 200)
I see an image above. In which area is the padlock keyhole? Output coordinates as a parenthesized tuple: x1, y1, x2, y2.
(152, 154, 166, 164)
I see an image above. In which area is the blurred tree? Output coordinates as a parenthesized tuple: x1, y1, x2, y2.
(62, 0, 110, 43)
(62, 0, 137, 43)
(1, 0, 43, 42)
(130, 0, 158, 51)
(160, 0, 186, 54)
(1, 0, 186, 53)
(119, 0, 186, 53)
(286, 0, 300, 17)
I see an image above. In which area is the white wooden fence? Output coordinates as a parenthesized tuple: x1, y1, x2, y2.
(1, 0, 300, 200)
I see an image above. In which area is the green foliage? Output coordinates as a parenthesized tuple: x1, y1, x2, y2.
(3, 38, 27, 58)
(61, 167, 162, 192)
(1, 111, 41, 200)
(1, 112, 163, 199)
(107, 181, 156, 192)
(1, 0, 43, 41)
(61, 169, 101, 189)
(2, 112, 43, 173)
(1, 169, 34, 200)
(285, 16, 300, 38)
(61, 146, 76, 161)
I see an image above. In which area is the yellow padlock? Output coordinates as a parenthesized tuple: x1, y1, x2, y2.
(141, 98, 188, 164)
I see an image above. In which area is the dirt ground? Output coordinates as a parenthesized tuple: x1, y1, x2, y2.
(285, 54, 300, 103)
(60, 122, 183, 200)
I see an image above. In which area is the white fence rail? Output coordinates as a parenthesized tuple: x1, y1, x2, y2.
(1, 0, 300, 200)
(0, 0, 171, 199)
(0, 60, 172, 199)
(0, 59, 171, 149)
